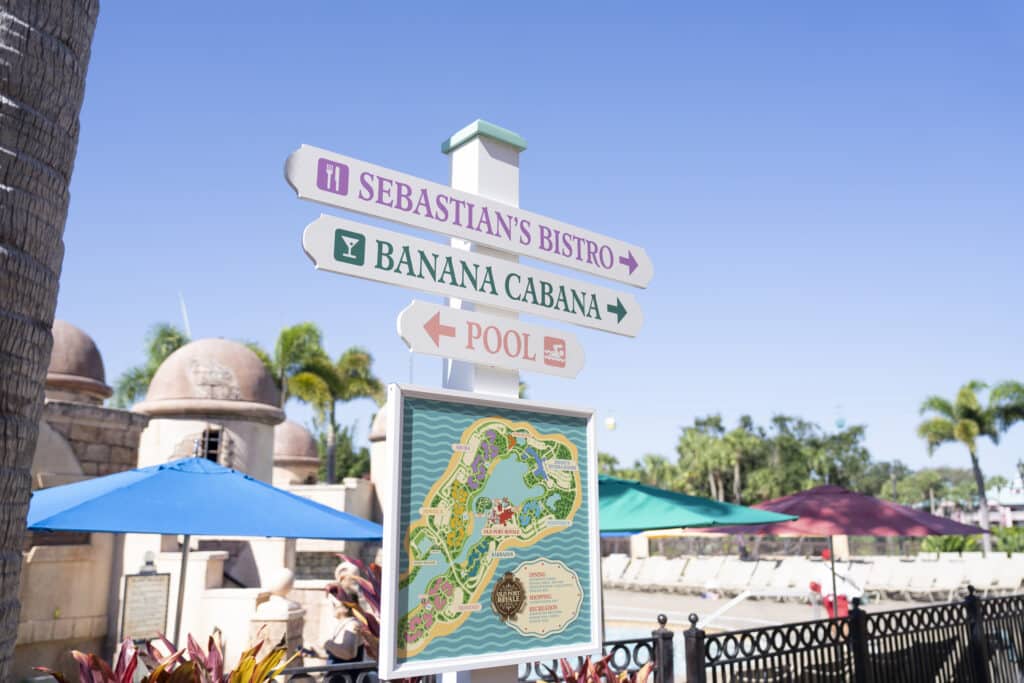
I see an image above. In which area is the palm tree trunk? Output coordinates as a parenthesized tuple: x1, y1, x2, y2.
(0, 1, 98, 675)
(707, 472, 717, 501)
(969, 449, 993, 554)
(326, 403, 337, 484)
(732, 457, 742, 504)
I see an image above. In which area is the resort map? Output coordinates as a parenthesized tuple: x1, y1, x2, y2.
(392, 396, 594, 668)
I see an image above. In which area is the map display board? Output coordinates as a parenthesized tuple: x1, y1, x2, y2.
(380, 385, 600, 678)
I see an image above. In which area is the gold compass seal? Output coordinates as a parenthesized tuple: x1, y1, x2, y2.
(491, 571, 526, 622)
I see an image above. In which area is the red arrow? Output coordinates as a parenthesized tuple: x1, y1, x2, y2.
(424, 311, 457, 347)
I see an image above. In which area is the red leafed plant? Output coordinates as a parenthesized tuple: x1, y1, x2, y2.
(331, 554, 382, 660)
(35, 629, 294, 683)
(541, 654, 654, 683)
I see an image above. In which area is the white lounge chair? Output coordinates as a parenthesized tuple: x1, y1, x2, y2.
(679, 556, 725, 594)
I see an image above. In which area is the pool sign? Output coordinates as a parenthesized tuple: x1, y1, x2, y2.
(286, 145, 653, 289)
(302, 215, 644, 337)
(397, 301, 585, 378)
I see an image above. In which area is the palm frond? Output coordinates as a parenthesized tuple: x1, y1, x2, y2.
(916, 418, 955, 455)
(288, 372, 333, 418)
(991, 381, 1024, 433)
(952, 419, 980, 452)
(145, 323, 189, 367)
(111, 366, 151, 408)
(954, 381, 986, 416)
(243, 342, 276, 380)
(918, 395, 954, 418)
(275, 323, 326, 373)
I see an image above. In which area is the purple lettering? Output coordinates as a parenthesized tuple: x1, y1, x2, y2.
(538, 224, 553, 252)
(358, 172, 374, 201)
(435, 194, 450, 222)
(413, 189, 433, 219)
(599, 245, 614, 269)
(376, 176, 394, 207)
(519, 220, 531, 246)
(395, 181, 413, 212)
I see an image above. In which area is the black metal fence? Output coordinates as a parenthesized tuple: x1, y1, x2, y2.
(520, 614, 674, 683)
(280, 616, 675, 683)
(685, 586, 1024, 682)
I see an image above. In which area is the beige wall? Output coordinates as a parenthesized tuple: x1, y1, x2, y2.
(14, 537, 115, 681)
(137, 417, 274, 482)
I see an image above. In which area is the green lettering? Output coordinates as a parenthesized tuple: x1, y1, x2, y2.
(540, 280, 554, 309)
(376, 240, 395, 270)
(522, 277, 538, 305)
(481, 267, 497, 295)
(555, 286, 569, 312)
(572, 289, 586, 313)
(396, 246, 415, 277)
(505, 273, 522, 300)
(460, 261, 478, 291)
(587, 295, 601, 319)
(440, 256, 458, 286)
(418, 249, 437, 282)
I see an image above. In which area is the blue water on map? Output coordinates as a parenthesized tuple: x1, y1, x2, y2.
(398, 397, 593, 665)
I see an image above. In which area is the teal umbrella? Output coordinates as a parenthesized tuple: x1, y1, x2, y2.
(598, 475, 797, 533)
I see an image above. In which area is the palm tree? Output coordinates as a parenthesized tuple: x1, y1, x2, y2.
(112, 323, 190, 407)
(918, 380, 1024, 553)
(0, 1, 99, 674)
(246, 322, 330, 408)
(290, 347, 383, 483)
(724, 416, 761, 504)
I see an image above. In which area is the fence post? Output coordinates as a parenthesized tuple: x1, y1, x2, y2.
(964, 585, 991, 683)
(848, 597, 869, 683)
(683, 613, 706, 683)
(651, 613, 674, 683)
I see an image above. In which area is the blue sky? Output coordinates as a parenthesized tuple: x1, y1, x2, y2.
(58, 2, 1024, 479)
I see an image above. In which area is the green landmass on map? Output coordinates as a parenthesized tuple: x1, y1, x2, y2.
(397, 417, 581, 657)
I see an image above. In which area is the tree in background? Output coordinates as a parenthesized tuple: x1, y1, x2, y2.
(290, 347, 383, 483)
(246, 322, 330, 408)
(0, 1, 99, 674)
(317, 424, 371, 480)
(918, 380, 1024, 553)
(112, 323, 190, 407)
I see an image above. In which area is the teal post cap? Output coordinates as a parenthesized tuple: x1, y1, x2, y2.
(441, 119, 527, 155)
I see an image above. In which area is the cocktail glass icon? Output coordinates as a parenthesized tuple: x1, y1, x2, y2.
(333, 229, 366, 266)
(340, 235, 359, 254)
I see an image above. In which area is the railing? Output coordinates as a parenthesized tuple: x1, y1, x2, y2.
(520, 615, 674, 683)
(280, 616, 675, 683)
(685, 587, 1024, 682)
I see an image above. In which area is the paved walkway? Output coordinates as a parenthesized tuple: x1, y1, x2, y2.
(603, 588, 916, 633)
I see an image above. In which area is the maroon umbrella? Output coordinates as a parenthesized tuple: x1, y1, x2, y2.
(720, 485, 984, 537)
(699, 485, 984, 606)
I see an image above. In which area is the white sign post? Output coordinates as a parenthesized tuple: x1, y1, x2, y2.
(397, 301, 586, 379)
(289, 120, 635, 683)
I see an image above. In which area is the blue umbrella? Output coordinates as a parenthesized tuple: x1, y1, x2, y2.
(28, 457, 382, 645)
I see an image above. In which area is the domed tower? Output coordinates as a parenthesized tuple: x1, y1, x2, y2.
(133, 339, 284, 482)
(273, 420, 320, 486)
(45, 320, 113, 404)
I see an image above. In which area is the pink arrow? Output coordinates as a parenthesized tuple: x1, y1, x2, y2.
(424, 311, 457, 347)
(619, 250, 638, 275)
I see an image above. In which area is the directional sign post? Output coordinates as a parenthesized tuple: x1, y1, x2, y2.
(286, 144, 654, 288)
(302, 214, 644, 337)
(397, 301, 585, 378)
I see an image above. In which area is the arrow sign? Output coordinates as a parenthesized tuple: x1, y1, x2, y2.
(423, 311, 456, 346)
(286, 144, 653, 288)
(302, 214, 644, 337)
(397, 301, 586, 379)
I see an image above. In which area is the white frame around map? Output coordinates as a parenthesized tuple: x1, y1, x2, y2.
(379, 384, 601, 679)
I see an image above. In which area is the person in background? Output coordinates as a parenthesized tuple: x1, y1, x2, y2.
(324, 583, 365, 679)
